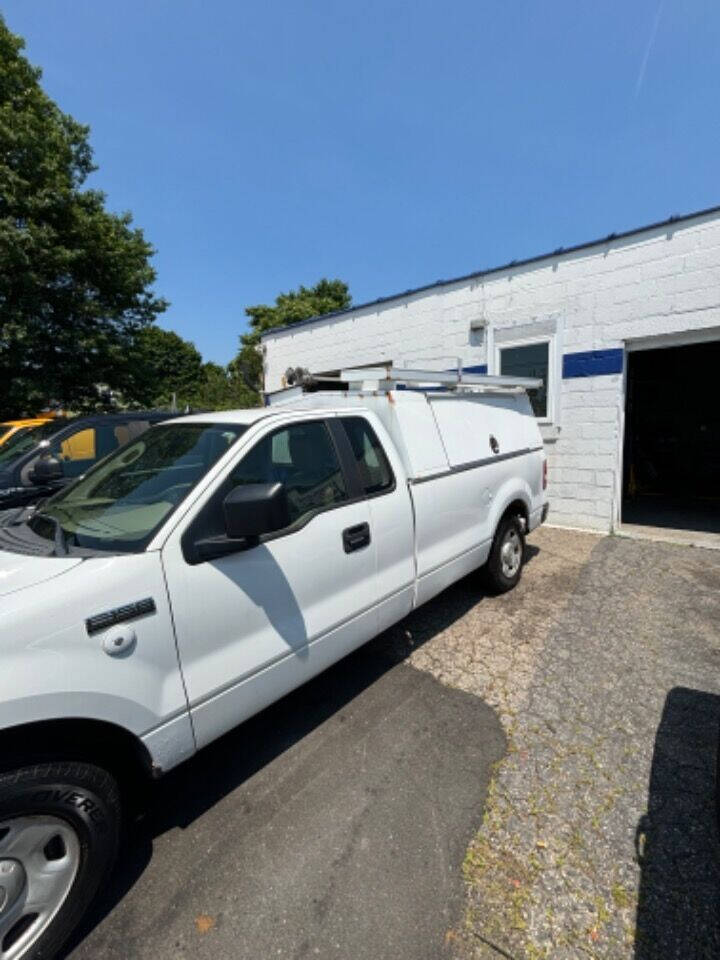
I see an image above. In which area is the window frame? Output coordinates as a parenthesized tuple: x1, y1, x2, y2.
(182, 418, 357, 563)
(181, 415, 396, 565)
(494, 335, 557, 424)
(334, 416, 396, 500)
(237, 418, 355, 529)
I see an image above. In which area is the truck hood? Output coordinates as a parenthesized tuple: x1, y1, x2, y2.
(0, 551, 84, 598)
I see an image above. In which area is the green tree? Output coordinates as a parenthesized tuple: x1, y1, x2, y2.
(116, 328, 260, 412)
(189, 361, 258, 411)
(234, 278, 351, 398)
(0, 17, 166, 417)
(126, 326, 203, 408)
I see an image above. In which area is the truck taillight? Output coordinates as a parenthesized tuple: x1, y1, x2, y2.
(542, 460, 547, 490)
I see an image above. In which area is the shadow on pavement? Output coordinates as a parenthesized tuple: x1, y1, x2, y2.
(61, 549, 529, 958)
(635, 686, 720, 959)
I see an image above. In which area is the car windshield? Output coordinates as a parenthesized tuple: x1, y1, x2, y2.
(0, 420, 61, 465)
(26, 422, 246, 553)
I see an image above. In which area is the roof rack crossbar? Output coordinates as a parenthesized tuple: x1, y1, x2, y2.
(338, 366, 542, 390)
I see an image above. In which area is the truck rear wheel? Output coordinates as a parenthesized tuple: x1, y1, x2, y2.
(0, 762, 120, 960)
(483, 516, 525, 593)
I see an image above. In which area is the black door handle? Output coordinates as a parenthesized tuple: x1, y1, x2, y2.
(342, 522, 371, 553)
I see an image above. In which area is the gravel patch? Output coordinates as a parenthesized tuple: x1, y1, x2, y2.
(381, 527, 720, 959)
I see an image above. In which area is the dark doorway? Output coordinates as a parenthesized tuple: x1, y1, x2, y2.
(623, 340, 720, 533)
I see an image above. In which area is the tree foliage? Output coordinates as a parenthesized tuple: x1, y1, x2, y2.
(190, 361, 258, 411)
(234, 278, 351, 397)
(125, 327, 257, 411)
(125, 326, 203, 408)
(0, 16, 167, 417)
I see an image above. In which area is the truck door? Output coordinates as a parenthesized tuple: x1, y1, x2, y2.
(161, 417, 377, 748)
(336, 415, 415, 631)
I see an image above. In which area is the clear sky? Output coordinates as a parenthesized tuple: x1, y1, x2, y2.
(3, 0, 719, 364)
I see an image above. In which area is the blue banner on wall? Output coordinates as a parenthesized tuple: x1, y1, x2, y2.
(562, 349, 623, 378)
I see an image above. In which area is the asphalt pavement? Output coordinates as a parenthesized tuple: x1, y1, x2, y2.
(64, 638, 505, 960)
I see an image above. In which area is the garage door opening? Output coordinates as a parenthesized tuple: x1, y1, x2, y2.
(623, 341, 720, 535)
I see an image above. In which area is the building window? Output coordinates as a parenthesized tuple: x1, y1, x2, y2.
(499, 341, 550, 419)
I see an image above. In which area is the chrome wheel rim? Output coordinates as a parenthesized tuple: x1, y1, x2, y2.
(0, 816, 80, 960)
(500, 529, 522, 578)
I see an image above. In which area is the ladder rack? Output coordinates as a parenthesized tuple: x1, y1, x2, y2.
(264, 366, 541, 405)
(339, 366, 542, 391)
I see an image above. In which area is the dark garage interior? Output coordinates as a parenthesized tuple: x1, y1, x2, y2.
(623, 340, 720, 533)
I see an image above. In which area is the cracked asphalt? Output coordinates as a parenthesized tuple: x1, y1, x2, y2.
(65, 527, 720, 959)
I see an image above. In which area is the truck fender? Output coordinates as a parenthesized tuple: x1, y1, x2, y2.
(488, 479, 533, 538)
(0, 692, 195, 776)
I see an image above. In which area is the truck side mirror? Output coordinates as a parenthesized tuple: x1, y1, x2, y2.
(223, 482, 290, 539)
(192, 482, 291, 563)
(31, 456, 64, 485)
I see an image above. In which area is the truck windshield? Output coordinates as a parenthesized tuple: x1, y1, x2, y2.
(0, 420, 61, 465)
(27, 422, 246, 553)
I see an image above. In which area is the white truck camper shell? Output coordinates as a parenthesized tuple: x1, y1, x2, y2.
(264, 366, 544, 481)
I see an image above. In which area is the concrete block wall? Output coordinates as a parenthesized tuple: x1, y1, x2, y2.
(262, 210, 720, 533)
(548, 376, 624, 531)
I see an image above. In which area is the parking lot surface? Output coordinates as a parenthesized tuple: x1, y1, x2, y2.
(64, 527, 720, 959)
(396, 527, 720, 960)
(64, 627, 505, 960)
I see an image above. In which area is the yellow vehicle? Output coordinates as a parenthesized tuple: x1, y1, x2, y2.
(0, 417, 53, 448)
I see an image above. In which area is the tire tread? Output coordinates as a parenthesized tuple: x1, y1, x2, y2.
(0, 760, 121, 960)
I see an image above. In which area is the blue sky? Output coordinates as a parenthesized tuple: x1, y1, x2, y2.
(4, 0, 719, 364)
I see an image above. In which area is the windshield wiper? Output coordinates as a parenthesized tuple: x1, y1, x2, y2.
(49, 515, 68, 557)
(34, 511, 69, 557)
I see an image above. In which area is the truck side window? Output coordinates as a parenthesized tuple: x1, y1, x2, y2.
(340, 417, 394, 495)
(231, 421, 348, 527)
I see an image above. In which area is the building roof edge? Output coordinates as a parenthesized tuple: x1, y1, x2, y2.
(260, 203, 720, 340)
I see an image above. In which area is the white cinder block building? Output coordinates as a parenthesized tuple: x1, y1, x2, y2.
(261, 207, 720, 535)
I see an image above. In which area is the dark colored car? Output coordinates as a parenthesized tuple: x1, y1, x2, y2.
(0, 412, 177, 513)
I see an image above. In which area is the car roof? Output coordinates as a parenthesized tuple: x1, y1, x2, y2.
(34, 411, 174, 436)
(3, 411, 174, 449)
(76, 411, 175, 423)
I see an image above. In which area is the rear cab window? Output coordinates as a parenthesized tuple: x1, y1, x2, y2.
(339, 417, 394, 495)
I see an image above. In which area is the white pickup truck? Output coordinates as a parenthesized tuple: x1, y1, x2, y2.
(0, 368, 547, 959)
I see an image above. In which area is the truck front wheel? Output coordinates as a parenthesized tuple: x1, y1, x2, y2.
(0, 762, 120, 960)
(483, 516, 525, 593)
